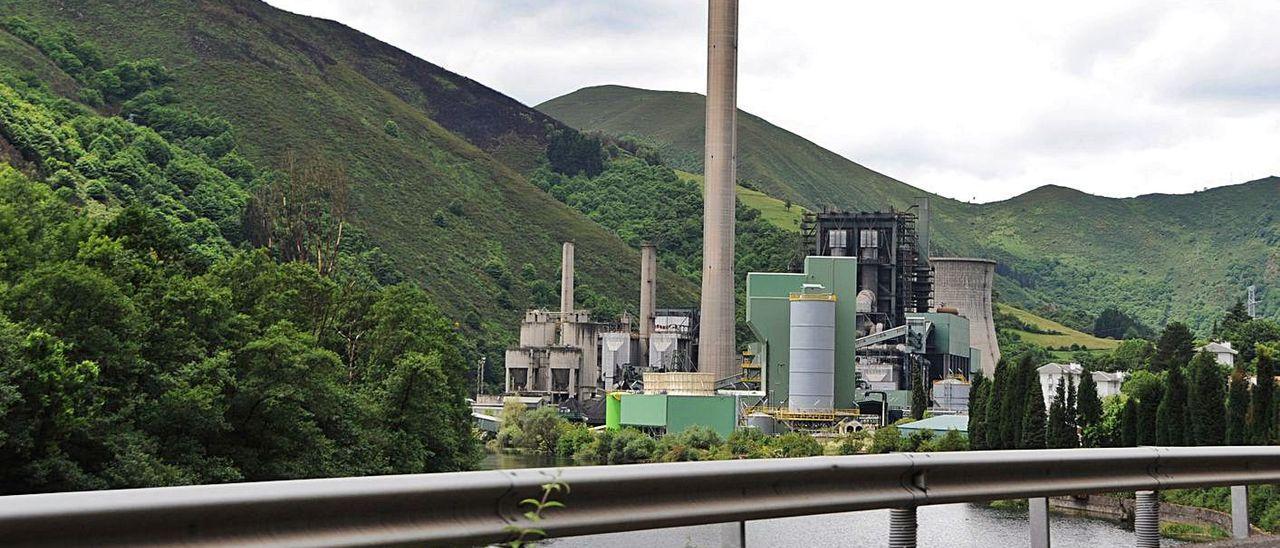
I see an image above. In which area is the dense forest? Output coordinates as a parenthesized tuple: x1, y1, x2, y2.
(0, 19, 476, 493)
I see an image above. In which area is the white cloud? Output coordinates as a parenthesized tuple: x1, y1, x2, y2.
(264, 0, 1280, 202)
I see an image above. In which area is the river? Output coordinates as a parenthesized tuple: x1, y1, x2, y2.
(481, 452, 1183, 547)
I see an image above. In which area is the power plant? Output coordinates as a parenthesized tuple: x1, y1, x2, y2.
(497, 0, 999, 438)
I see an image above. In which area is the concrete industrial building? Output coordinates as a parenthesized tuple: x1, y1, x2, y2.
(932, 258, 1000, 378)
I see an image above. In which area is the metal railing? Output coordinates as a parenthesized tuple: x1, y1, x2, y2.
(1, 446, 1278, 547)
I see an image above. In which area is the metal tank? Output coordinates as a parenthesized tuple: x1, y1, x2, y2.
(746, 413, 777, 435)
(931, 257, 1001, 378)
(788, 291, 836, 411)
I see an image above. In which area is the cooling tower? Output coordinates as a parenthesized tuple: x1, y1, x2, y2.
(931, 257, 1000, 378)
(698, 0, 739, 381)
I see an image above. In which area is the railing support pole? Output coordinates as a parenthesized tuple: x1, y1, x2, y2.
(720, 520, 745, 548)
(1029, 497, 1050, 548)
(889, 507, 917, 548)
(1134, 490, 1160, 548)
(1231, 485, 1249, 539)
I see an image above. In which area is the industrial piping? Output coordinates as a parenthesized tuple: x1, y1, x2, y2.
(698, 0, 739, 382)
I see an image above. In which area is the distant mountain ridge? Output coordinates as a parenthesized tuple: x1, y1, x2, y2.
(539, 85, 1280, 333)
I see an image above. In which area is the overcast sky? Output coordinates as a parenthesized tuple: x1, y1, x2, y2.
(266, 0, 1280, 203)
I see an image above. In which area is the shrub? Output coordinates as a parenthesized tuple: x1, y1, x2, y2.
(870, 426, 901, 453)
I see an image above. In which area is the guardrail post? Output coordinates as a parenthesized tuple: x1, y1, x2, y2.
(720, 520, 746, 548)
(1134, 490, 1159, 548)
(1231, 485, 1249, 539)
(1029, 497, 1050, 548)
(889, 507, 917, 548)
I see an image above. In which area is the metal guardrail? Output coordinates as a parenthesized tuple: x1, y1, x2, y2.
(2, 446, 1279, 546)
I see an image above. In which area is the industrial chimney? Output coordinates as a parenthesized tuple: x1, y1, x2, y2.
(639, 243, 657, 365)
(698, 0, 739, 381)
(560, 242, 574, 315)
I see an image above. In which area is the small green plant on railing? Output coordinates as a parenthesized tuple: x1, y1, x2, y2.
(504, 475, 569, 547)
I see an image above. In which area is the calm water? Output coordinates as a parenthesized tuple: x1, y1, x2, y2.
(482, 452, 1181, 548)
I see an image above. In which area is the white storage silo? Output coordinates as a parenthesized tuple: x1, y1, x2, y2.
(789, 291, 836, 411)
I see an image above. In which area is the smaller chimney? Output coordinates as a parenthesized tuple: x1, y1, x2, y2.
(639, 243, 657, 364)
(560, 242, 574, 315)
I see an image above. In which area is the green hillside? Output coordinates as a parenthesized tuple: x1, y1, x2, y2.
(674, 170, 807, 231)
(997, 304, 1120, 352)
(540, 85, 1280, 333)
(0, 0, 699, 341)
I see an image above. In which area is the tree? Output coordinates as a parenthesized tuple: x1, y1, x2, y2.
(1076, 370, 1103, 446)
(1152, 322, 1195, 372)
(1122, 397, 1139, 446)
(1156, 366, 1188, 446)
(968, 374, 987, 450)
(1112, 339, 1156, 371)
(1220, 299, 1251, 339)
(1250, 345, 1276, 444)
(1187, 352, 1227, 446)
(1064, 375, 1080, 448)
(1047, 379, 1068, 448)
(984, 360, 1009, 449)
(1227, 367, 1250, 445)
(1124, 370, 1164, 445)
(1231, 320, 1280, 365)
(1093, 307, 1153, 340)
(911, 366, 928, 420)
(1020, 372, 1047, 449)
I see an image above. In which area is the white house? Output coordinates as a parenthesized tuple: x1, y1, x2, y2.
(1197, 341, 1238, 367)
(1036, 362, 1127, 409)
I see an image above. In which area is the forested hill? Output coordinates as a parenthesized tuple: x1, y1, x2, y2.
(539, 85, 1280, 334)
(0, 0, 700, 339)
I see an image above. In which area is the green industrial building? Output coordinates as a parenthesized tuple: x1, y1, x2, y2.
(608, 393, 738, 438)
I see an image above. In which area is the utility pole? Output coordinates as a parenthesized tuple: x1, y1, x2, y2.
(476, 356, 486, 397)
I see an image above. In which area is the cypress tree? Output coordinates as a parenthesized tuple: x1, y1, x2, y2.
(1227, 367, 1250, 445)
(1020, 368, 1047, 449)
(1156, 366, 1188, 446)
(1006, 355, 1035, 447)
(1153, 322, 1195, 372)
(1077, 370, 1103, 446)
(985, 360, 1008, 449)
(1122, 397, 1139, 446)
(1188, 352, 1227, 446)
(1137, 386, 1162, 446)
(1000, 358, 1027, 449)
(1065, 375, 1080, 448)
(911, 365, 928, 421)
(1250, 345, 1275, 444)
(968, 374, 987, 449)
(1047, 379, 1067, 448)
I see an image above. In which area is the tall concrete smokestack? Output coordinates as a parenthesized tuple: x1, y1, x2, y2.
(560, 242, 574, 314)
(639, 243, 657, 365)
(698, 0, 738, 381)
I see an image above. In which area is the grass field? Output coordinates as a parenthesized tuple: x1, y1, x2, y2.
(676, 170, 808, 231)
(999, 303, 1120, 351)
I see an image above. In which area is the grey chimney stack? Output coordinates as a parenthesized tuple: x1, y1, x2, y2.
(560, 242, 574, 314)
(639, 242, 657, 364)
(698, 0, 739, 381)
